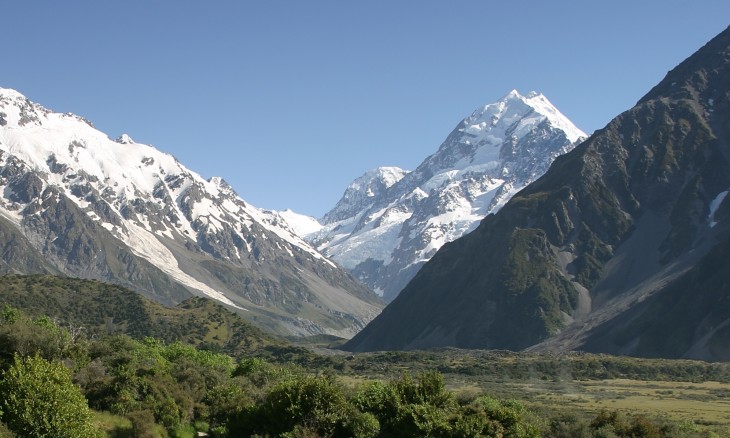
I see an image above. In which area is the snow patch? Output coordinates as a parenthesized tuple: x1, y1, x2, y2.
(123, 222, 245, 309)
(709, 189, 728, 227)
(278, 209, 324, 237)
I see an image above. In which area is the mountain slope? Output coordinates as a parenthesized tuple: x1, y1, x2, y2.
(344, 26, 730, 360)
(0, 274, 284, 357)
(0, 88, 382, 337)
(311, 91, 585, 300)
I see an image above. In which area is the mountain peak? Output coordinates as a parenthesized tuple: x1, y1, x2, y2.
(0, 86, 25, 100)
(115, 133, 134, 144)
(321, 166, 409, 224)
(503, 88, 522, 99)
(312, 90, 586, 301)
(500, 89, 539, 101)
(357, 167, 409, 190)
(466, 90, 585, 146)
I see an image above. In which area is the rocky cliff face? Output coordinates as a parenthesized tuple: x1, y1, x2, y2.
(0, 88, 382, 337)
(344, 26, 730, 361)
(312, 91, 585, 301)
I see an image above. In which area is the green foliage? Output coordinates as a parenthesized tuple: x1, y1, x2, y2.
(1, 281, 721, 437)
(342, 411, 380, 438)
(0, 274, 283, 358)
(203, 380, 253, 431)
(145, 337, 234, 372)
(496, 228, 581, 346)
(238, 374, 349, 437)
(232, 356, 268, 376)
(547, 413, 590, 437)
(542, 409, 704, 438)
(412, 371, 454, 408)
(82, 334, 234, 433)
(0, 305, 19, 325)
(346, 370, 545, 437)
(0, 307, 75, 365)
(587, 410, 669, 438)
(352, 371, 537, 438)
(127, 410, 163, 438)
(351, 380, 401, 427)
(0, 354, 102, 437)
(352, 349, 730, 383)
(477, 396, 540, 438)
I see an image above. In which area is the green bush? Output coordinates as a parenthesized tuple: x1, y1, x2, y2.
(355, 371, 462, 436)
(476, 396, 540, 438)
(342, 411, 380, 438)
(0, 354, 102, 437)
(0, 310, 74, 365)
(264, 375, 348, 435)
(351, 380, 402, 429)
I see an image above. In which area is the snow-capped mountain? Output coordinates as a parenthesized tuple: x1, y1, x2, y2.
(321, 167, 410, 224)
(0, 87, 382, 337)
(307, 91, 586, 301)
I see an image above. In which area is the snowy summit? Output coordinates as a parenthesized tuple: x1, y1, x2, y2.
(303, 90, 586, 301)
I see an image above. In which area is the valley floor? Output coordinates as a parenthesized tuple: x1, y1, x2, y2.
(315, 346, 730, 436)
(448, 377, 730, 434)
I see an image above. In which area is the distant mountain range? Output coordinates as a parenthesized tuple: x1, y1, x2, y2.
(291, 90, 585, 301)
(0, 88, 382, 338)
(345, 26, 730, 362)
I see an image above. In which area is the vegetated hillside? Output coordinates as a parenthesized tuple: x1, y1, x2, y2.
(344, 25, 730, 361)
(0, 274, 285, 356)
(0, 87, 382, 338)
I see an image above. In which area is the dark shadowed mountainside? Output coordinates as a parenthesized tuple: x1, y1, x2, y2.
(345, 26, 730, 361)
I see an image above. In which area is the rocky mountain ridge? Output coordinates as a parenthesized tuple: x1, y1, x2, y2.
(0, 87, 382, 337)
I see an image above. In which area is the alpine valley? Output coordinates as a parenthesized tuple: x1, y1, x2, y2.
(296, 90, 586, 302)
(0, 88, 382, 338)
(345, 25, 730, 361)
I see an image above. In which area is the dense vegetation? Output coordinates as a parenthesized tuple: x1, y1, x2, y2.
(0, 304, 542, 437)
(1, 275, 729, 436)
(0, 274, 283, 356)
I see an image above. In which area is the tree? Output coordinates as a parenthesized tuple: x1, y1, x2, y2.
(0, 354, 102, 437)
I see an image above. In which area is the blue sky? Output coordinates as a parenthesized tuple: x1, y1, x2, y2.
(3, 2, 729, 217)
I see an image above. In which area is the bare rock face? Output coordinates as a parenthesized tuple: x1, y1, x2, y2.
(345, 26, 730, 361)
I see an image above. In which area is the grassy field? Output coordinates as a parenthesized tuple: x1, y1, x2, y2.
(441, 375, 730, 435)
(335, 372, 730, 435)
(319, 348, 730, 436)
(467, 377, 729, 419)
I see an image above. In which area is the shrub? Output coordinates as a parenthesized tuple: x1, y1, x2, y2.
(232, 374, 348, 437)
(0, 354, 102, 437)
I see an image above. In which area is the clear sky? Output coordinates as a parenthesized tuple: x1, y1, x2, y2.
(3, 1, 729, 217)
